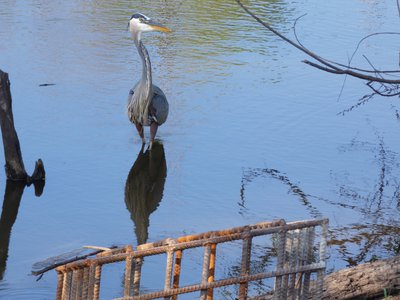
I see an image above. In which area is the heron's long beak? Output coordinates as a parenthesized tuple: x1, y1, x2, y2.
(148, 20, 171, 33)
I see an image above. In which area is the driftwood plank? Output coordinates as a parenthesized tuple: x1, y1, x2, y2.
(322, 255, 400, 299)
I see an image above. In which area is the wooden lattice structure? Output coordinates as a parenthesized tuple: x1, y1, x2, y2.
(55, 218, 328, 300)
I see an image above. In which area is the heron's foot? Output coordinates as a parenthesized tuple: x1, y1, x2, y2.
(149, 140, 154, 151)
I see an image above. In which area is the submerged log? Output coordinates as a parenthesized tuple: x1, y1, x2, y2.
(322, 255, 400, 299)
(0, 70, 45, 182)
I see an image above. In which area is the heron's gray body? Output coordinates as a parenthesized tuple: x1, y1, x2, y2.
(127, 83, 168, 126)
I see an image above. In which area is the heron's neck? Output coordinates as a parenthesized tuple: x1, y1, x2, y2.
(134, 34, 152, 97)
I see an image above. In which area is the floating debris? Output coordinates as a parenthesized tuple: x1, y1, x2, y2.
(32, 245, 117, 279)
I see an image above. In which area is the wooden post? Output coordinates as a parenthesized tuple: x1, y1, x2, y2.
(0, 70, 27, 180)
(0, 70, 46, 280)
(0, 69, 45, 183)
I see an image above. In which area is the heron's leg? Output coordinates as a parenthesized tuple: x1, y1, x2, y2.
(149, 122, 159, 150)
(135, 123, 145, 144)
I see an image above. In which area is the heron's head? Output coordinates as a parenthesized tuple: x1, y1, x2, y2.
(129, 13, 171, 37)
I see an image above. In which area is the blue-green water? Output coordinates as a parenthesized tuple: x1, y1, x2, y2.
(0, 0, 399, 298)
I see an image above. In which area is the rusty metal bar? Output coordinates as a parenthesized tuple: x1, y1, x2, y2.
(58, 227, 279, 271)
(274, 228, 287, 300)
(296, 229, 306, 299)
(164, 239, 176, 300)
(149, 219, 286, 248)
(56, 272, 64, 300)
(133, 258, 143, 296)
(61, 271, 72, 300)
(164, 248, 174, 300)
(123, 246, 134, 298)
(295, 229, 302, 298)
(115, 262, 326, 300)
(82, 267, 90, 300)
(93, 264, 102, 300)
(287, 231, 297, 299)
(172, 250, 183, 300)
(206, 244, 216, 300)
(124, 255, 134, 297)
(239, 228, 252, 300)
(55, 219, 326, 273)
(87, 263, 96, 300)
(78, 269, 84, 300)
(53, 218, 328, 300)
(302, 227, 315, 299)
(200, 244, 212, 300)
(315, 219, 328, 300)
(281, 234, 290, 300)
(70, 269, 78, 299)
(76, 269, 84, 300)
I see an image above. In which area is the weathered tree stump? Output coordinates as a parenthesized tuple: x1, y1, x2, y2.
(0, 70, 46, 279)
(0, 70, 45, 183)
(321, 255, 400, 299)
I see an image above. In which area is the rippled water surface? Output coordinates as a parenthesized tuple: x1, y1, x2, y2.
(0, 0, 399, 299)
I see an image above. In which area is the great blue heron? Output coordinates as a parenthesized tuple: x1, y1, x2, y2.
(127, 13, 171, 150)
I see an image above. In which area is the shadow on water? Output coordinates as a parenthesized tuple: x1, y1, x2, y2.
(327, 134, 400, 266)
(240, 168, 322, 218)
(240, 133, 400, 269)
(124, 142, 167, 246)
(0, 180, 45, 280)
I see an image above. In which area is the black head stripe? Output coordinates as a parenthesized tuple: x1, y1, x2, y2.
(130, 13, 149, 20)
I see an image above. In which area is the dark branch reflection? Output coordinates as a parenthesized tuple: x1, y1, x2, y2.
(326, 135, 400, 266)
(125, 142, 167, 246)
(0, 180, 44, 280)
(240, 168, 322, 218)
(240, 133, 400, 268)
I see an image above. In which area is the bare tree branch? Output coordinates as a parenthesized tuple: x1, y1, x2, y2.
(397, 0, 400, 17)
(346, 32, 400, 75)
(367, 81, 400, 97)
(235, 0, 400, 88)
(235, 0, 341, 71)
(293, 17, 400, 75)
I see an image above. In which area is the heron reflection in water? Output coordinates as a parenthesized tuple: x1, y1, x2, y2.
(125, 141, 167, 245)
(127, 13, 171, 150)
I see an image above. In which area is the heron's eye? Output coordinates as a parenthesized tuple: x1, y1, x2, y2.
(139, 17, 145, 22)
